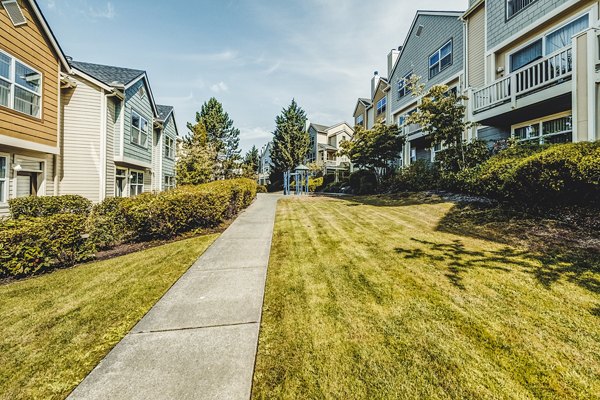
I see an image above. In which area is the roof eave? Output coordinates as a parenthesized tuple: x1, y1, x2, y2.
(27, 0, 71, 71)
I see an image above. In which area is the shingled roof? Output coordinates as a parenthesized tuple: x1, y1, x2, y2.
(71, 61, 145, 86)
(156, 105, 174, 121)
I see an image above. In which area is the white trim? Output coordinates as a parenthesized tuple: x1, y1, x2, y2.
(586, 29, 597, 142)
(511, 111, 573, 142)
(487, 0, 593, 54)
(113, 155, 152, 170)
(25, 0, 71, 71)
(0, 48, 43, 118)
(128, 169, 144, 197)
(0, 134, 59, 154)
(130, 109, 149, 148)
(70, 68, 113, 91)
(99, 89, 107, 201)
(0, 152, 8, 204)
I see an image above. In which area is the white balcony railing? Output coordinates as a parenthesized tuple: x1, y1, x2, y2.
(473, 47, 573, 113)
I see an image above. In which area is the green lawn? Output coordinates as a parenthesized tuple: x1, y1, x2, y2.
(0, 234, 218, 400)
(252, 195, 600, 399)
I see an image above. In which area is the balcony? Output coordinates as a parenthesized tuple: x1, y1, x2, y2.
(473, 47, 572, 114)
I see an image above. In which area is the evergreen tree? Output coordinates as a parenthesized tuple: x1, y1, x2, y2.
(243, 145, 260, 174)
(270, 99, 309, 173)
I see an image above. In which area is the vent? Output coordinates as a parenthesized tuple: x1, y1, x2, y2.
(2, 0, 27, 27)
(416, 25, 424, 37)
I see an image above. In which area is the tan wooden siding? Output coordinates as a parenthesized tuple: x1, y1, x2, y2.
(59, 75, 102, 203)
(0, 0, 60, 147)
(468, 6, 486, 88)
(105, 97, 118, 198)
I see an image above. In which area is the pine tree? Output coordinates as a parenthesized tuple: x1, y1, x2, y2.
(271, 99, 309, 173)
(243, 145, 260, 173)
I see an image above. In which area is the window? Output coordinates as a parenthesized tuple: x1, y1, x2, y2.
(0, 51, 41, 117)
(0, 155, 7, 203)
(507, 0, 537, 20)
(545, 14, 589, 55)
(376, 97, 387, 116)
(164, 175, 175, 191)
(129, 171, 144, 196)
(356, 114, 364, 126)
(397, 72, 412, 98)
(131, 111, 149, 147)
(410, 148, 417, 163)
(429, 41, 453, 79)
(513, 113, 572, 144)
(510, 40, 543, 72)
(165, 136, 175, 159)
(115, 168, 127, 197)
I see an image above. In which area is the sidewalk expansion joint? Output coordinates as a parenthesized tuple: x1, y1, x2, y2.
(132, 320, 259, 335)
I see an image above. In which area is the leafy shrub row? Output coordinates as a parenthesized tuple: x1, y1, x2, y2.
(89, 178, 257, 245)
(0, 214, 95, 277)
(1, 179, 257, 277)
(9, 195, 92, 219)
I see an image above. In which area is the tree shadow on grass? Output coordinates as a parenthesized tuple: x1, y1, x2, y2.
(425, 203, 600, 297)
(338, 192, 448, 208)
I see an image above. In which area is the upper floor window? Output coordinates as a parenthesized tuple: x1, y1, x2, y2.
(165, 136, 175, 159)
(376, 97, 387, 116)
(507, 0, 537, 20)
(164, 175, 175, 191)
(0, 51, 41, 117)
(397, 72, 413, 98)
(356, 114, 364, 126)
(0, 155, 7, 203)
(131, 110, 149, 147)
(429, 41, 453, 79)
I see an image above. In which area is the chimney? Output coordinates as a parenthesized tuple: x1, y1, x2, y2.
(387, 48, 400, 77)
(371, 71, 379, 99)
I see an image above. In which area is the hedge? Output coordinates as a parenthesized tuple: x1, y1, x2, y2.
(9, 195, 92, 219)
(0, 214, 95, 277)
(89, 178, 257, 245)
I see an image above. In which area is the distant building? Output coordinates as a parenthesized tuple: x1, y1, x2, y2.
(306, 122, 354, 181)
(258, 142, 272, 186)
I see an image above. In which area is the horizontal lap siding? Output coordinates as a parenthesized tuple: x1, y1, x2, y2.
(123, 80, 153, 166)
(0, 1, 60, 147)
(161, 116, 177, 187)
(59, 76, 102, 203)
(468, 6, 486, 88)
(390, 14, 464, 117)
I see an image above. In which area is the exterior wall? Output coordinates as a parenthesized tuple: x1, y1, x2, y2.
(0, 147, 56, 216)
(366, 107, 375, 129)
(0, 0, 60, 149)
(105, 97, 119, 198)
(487, 0, 572, 49)
(123, 79, 153, 166)
(152, 129, 161, 191)
(468, 5, 486, 88)
(353, 103, 367, 128)
(390, 14, 464, 116)
(59, 75, 102, 203)
(373, 82, 388, 124)
(161, 115, 177, 189)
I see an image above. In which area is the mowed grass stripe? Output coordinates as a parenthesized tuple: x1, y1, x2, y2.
(0, 234, 219, 400)
(253, 196, 600, 400)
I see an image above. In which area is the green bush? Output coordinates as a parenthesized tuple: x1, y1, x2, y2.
(0, 214, 95, 277)
(88, 197, 129, 249)
(257, 185, 268, 193)
(9, 195, 92, 219)
(388, 160, 440, 193)
(106, 178, 257, 242)
(349, 170, 378, 195)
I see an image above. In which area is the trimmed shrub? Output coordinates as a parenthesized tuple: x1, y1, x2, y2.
(388, 160, 440, 193)
(9, 195, 92, 219)
(88, 197, 129, 249)
(257, 185, 268, 193)
(349, 170, 378, 195)
(0, 214, 95, 277)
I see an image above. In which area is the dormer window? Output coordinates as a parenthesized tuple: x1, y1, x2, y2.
(0, 50, 42, 117)
(429, 40, 453, 79)
(376, 97, 387, 116)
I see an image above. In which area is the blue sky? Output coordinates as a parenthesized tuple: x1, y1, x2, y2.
(40, 0, 467, 154)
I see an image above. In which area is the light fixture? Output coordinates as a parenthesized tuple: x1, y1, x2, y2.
(13, 164, 22, 172)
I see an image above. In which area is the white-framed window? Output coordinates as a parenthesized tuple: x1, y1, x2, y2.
(129, 171, 144, 196)
(131, 110, 149, 148)
(0, 154, 8, 203)
(0, 50, 42, 117)
(164, 175, 175, 191)
(429, 40, 453, 79)
(164, 136, 175, 159)
(509, 13, 589, 72)
(376, 97, 387, 116)
(356, 114, 364, 126)
(507, 0, 537, 20)
(397, 72, 412, 98)
(410, 148, 417, 163)
(513, 112, 573, 144)
(115, 168, 127, 197)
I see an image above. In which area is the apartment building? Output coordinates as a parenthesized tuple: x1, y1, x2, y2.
(0, 0, 72, 215)
(389, 10, 465, 166)
(258, 142, 271, 186)
(307, 122, 354, 180)
(464, 0, 600, 145)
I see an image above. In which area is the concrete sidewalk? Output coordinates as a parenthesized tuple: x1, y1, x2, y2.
(68, 194, 281, 400)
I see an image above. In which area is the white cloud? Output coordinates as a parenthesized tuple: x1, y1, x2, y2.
(46, 0, 56, 9)
(87, 2, 115, 20)
(210, 81, 228, 93)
